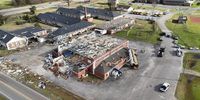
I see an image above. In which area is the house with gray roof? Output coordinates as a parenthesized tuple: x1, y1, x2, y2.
(56, 7, 91, 20)
(48, 21, 95, 42)
(37, 13, 81, 27)
(10, 27, 48, 39)
(77, 6, 123, 21)
(0, 30, 27, 50)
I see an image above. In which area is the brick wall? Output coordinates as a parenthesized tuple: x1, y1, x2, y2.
(91, 41, 128, 74)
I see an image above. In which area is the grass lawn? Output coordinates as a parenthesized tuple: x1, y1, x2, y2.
(183, 53, 200, 73)
(0, 0, 12, 10)
(0, 22, 34, 31)
(131, 4, 167, 12)
(0, 7, 58, 31)
(166, 14, 200, 48)
(35, 7, 57, 14)
(176, 74, 200, 100)
(114, 19, 161, 44)
(93, 19, 107, 25)
(192, 10, 200, 16)
(22, 72, 83, 100)
(0, 94, 8, 100)
(0, 48, 17, 57)
(192, 1, 200, 8)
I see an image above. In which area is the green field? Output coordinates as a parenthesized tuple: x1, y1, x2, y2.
(0, 0, 12, 9)
(0, 94, 8, 100)
(131, 4, 167, 11)
(166, 14, 200, 48)
(0, 48, 17, 57)
(176, 74, 200, 100)
(114, 19, 161, 44)
(183, 53, 200, 73)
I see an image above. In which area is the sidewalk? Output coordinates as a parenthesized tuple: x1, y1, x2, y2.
(183, 68, 200, 77)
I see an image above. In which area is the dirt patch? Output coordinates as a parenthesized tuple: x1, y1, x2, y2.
(190, 16, 200, 24)
(188, 60, 197, 68)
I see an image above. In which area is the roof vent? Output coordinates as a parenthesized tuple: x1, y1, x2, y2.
(22, 31, 28, 34)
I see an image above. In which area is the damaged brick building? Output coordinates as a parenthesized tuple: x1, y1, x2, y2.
(43, 32, 136, 80)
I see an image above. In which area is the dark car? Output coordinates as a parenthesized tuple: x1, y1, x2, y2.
(159, 32, 166, 36)
(171, 35, 179, 40)
(157, 47, 165, 57)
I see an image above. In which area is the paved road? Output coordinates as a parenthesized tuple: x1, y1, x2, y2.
(0, 72, 49, 100)
(122, 13, 183, 100)
(0, 1, 64, 16)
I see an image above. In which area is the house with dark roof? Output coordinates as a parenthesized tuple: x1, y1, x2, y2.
(56, 7, 91, 20)
(37, 13, 81, 27)
(116, 4, 133, 12)
(77, 6, 123, 21)
(0, 30, 27, 50)
(11, 27, 48, 40)
(48, 21, 95, 42)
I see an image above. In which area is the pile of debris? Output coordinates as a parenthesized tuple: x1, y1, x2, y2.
(59, 32, 124, 59)
(0, 60, 50, 89)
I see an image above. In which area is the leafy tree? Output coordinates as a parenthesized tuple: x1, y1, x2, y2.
(29, 6, 36, 15)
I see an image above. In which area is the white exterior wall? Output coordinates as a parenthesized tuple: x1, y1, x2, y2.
(34, 30, 48, 37)
(6, 37, 27, 50)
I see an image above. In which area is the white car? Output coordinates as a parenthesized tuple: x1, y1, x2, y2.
(160, 82, 170, 92)
(176, 48, 183, 57)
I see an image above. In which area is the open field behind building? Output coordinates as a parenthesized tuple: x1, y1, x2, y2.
(166, 14, 200, 48)
(0, 0, 12, 10)
(114, 19, 161, 44)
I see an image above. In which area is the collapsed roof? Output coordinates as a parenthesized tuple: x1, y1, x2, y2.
(59, 32, 124, 59)
(10, 27, 45, 39)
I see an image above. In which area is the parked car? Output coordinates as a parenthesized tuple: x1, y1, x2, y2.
(159, 32, 166, 36)
(157, 47, 165, 57)
(171, 35, 179, 40)
(160, 82, 170, 92)
(176, 48, 183, 57)
(166, 34, 171, 38)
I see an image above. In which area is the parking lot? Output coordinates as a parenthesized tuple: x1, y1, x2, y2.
(3, 38, 182, 100)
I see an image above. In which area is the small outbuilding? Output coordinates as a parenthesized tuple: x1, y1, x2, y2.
(116, 4, 133, 12)
(178, 16, 187, 24)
